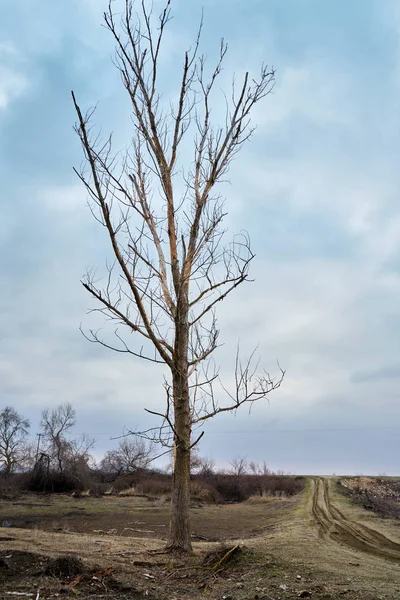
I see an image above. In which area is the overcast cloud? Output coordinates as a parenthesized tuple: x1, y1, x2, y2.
(1, 0, 400, 474)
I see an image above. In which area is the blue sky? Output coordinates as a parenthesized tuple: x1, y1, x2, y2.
(1, 0, 400, 474)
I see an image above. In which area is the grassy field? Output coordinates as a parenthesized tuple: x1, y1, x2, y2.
(2, 479, 400, 599)
(1, 492, 292, 540)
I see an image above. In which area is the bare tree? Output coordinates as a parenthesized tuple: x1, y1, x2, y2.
(101, 438, 155, 476)
(66, 434, 96, 472)
(40, 403, 76, 473)
(191, 454, 215, 477)
(72, 0, 283, 552)
(166, 447, 214, 475)
(16, 441, 37, 472)
(249, 460, 271, 476)
(0, 406, 30, 476)
(40, 403, 95, 476)
(229, 456, 248, 476)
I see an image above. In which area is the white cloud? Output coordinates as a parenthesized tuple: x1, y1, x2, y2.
(0, 53, 28, 110)
(40, 184, 87, 212)
(2, 0, 400, 474)
(256, 65, 355, 130)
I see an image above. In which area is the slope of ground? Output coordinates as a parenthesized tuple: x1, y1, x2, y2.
(310, 477, 400, 560)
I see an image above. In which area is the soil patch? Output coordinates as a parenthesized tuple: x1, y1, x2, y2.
(0, 549, 148, 598)
(0, 493, 293, 541)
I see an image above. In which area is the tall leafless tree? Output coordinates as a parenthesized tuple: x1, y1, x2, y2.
(72, 0, 283, 552)
(0, 406, 30, 476)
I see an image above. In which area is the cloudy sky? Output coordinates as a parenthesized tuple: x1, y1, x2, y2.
(1, 0, 400, 475)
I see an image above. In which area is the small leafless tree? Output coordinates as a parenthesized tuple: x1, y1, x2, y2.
(40, 403, 76, 473)
(0, 406, 30, 476)
(40, 403, 95, 474)
(101, 438, 155, 475)
(166, 447, 214, 475)
(66, 434, 97, 476)
(191, 454, 215, 477)
(249, 460, 271, 476)
(72, 0, 283, 551)
(16, 441, 37, 472)
(229, 456, 248, 476)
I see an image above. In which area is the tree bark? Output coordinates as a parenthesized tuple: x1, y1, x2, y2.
(167, 400, 192, 552)
(166, 294, 192, 552)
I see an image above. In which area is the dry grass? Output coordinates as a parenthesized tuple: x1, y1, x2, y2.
(0, 490, 294, 543)
(119, 487, 137, 497)
(246, 494, 285, 504)
(3, 480, 400, 599)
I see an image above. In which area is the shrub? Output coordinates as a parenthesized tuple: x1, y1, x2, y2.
(26, 468, 80, 493)
(119, 486, 137, 496)
(213, 476, 250, 503)
(135, 477, 172, 496)
(191, 481, 219, 503)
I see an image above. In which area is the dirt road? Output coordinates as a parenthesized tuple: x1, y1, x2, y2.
(310, 477, 400, 562)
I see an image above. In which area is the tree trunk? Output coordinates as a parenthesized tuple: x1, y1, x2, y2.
(166, 296, 192, 552)
(167, 404, 192, 551)
(4, 457, 12, 477)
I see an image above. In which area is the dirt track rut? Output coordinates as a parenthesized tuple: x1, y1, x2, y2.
(310, 477, 400, 562)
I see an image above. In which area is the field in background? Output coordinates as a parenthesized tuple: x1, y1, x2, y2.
(0, 488, 295, 542)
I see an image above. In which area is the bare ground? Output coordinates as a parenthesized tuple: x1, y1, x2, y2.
(0, 493, 291, 541)
(2, 479, 400, 599)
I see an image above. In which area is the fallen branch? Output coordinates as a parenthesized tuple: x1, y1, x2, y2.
(205, 545, 241, 571)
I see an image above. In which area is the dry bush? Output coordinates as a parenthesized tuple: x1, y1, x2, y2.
(212, 475, 250, 503)
(72, 489, 92, 498)
(0, 472, 28, 497)
(136, 477, 172, 496)
(119, 486, 137, 496)
(26, 468, 80, 493)
(45, 555, 85, 578)
(190, 481, 218, 503)
(257, 475, 305, 497)
(201, 544, 245, 569)
(196, 473, 305, 503)
(246, 494, 280, 503)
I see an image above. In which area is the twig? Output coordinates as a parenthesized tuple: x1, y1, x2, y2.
(208, 545, 240, 571)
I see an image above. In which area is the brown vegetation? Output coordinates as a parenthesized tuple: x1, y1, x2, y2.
(337, 476, 400, 520)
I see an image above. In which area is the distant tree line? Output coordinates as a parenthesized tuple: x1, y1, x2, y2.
(0, 403, 304, 501)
